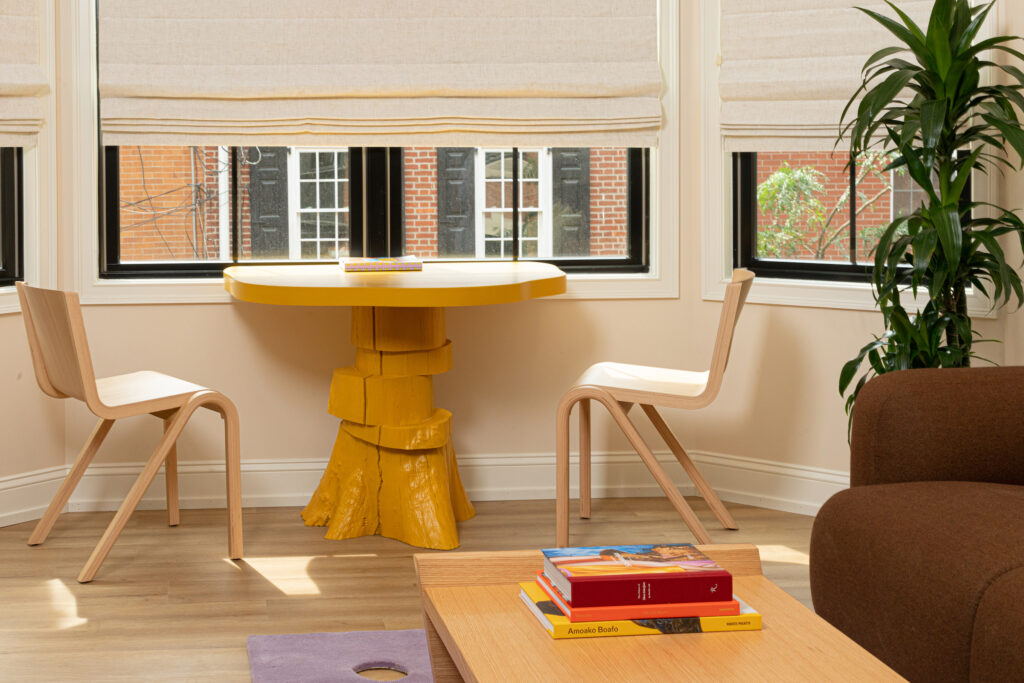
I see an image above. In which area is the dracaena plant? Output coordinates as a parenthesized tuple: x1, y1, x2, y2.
(838, 0, 1024, 418)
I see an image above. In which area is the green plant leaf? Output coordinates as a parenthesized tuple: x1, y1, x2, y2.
(982, 114, 1024, 167)
(912, 229, 938, 277)
(863, 46, 907, 72)
(926, 0, 955, 78)
(931, 205, 963, 271)
(919, 99, 946, 149)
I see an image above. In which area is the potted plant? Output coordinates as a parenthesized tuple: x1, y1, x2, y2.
(839, 0, 1024, 416)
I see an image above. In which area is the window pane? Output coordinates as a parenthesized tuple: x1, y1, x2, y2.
(858, 152, 911, 264)
(115, 146, 228, 262)
(0, 147, 20, 285)
(238, 147, 350, 261)
(405, 147, 635, 261)
(754, 150, 880, 263)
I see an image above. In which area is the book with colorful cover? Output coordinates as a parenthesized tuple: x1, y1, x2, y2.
(534, 571, 740, 622)
(541, 543, 732, 607)
(518, 581, 761, 639)
(342, 256, 423, 272)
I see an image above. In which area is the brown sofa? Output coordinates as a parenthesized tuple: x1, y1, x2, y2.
(810, 367, 1024, 682)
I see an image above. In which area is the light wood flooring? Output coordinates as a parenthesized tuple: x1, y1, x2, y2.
(0, 497, 815, 682)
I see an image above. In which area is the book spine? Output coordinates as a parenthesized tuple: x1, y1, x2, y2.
(568, 572, 732, 608)
(550, 612, 761, 639)
(535, 572, 740, 621)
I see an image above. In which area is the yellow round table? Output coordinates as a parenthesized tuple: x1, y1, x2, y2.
(223, 262, 566, 549)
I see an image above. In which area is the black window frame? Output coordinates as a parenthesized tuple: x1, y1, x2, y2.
(733, 151, 874, 282)
(100, 145, 649, 278)
(733, 151, 972, 282)
(0, 148, 24, 288)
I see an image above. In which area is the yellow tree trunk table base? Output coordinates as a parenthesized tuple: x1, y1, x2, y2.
(223, 262, 566, 550)
(301, 306, 475, 550)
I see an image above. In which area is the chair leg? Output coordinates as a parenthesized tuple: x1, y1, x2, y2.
(579, 399, 591, 520)
(604, 401, 713, 545)
(221, 400, 243, 561)
(641, 405, 738, 530)
(164, 416, 180, 527)
(28, 418, 115, 546)
(555, 394, 575, 547)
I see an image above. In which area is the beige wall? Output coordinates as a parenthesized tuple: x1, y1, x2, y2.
(1, 2, 1020, 496)
(0, 316, 64, 479)
(998, 1, 1024, 365)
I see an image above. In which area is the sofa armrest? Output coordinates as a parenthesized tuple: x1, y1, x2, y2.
(850, 367, 1024, 487)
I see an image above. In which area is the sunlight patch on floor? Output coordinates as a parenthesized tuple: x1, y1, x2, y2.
(46, 579, 88, 629)
(757, 545, 810, 565)
(242, 554, 379, 596)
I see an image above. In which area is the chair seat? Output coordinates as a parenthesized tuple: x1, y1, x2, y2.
(96, 371, 207, 414)
(575, 362, 710, 399)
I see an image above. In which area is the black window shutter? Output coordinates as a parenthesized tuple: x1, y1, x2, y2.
(436, 148, 476, 257)
(247, 146, 289, 259)
(551, 148, 591, 257)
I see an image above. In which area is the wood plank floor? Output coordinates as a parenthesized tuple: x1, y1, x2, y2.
(0, 497, 815, 682)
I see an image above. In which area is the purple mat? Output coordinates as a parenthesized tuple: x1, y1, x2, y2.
(247, 629, 432, 683)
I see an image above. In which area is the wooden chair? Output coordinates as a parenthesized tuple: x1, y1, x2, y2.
(16, 282, 243, 582)
(555, 269, 755, 546)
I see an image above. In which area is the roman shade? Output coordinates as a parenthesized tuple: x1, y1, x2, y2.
(0, 0, 47, 146)
(718, 0, 933, 150)
(98, 0, 662, 147)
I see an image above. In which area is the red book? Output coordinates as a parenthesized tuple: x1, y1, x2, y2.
(534, 571, 740, 622)
(541, 543, 732, 608)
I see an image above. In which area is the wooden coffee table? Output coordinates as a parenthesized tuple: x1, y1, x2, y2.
(414, 545, 903, 682)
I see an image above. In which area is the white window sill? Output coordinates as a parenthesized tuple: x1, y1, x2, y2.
(0, 287, 19, 315)
(75, 267, 679, 306)
(702, 273, 997, 319)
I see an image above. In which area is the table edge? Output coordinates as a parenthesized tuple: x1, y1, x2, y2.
(222, 266, 567, 307)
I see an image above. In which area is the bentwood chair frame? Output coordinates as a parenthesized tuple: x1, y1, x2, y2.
(16, 283, 243, 582)
(555, 269, 755, 546)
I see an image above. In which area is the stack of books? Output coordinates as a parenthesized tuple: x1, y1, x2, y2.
(341, 256, 423, 272)
(519, 543, 762, 639)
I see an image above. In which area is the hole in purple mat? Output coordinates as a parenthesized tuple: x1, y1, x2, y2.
(353, 661, 409, 680)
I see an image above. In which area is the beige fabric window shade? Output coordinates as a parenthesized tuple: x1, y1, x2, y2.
(0, 0, 47, 146)
(719, 0, 933, 151)
(98, 0, 662, 147)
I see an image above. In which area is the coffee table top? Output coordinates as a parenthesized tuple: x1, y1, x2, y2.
(414, 545, 902, 682)
(223, 262, 566, 307)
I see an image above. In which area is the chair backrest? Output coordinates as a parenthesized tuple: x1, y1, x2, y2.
(16, 282, 100, 409)
(701, 268, 755, 403)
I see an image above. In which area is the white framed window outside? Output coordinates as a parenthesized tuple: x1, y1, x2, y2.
(474, 148, 551, 259)
(286, 148, 351, 260)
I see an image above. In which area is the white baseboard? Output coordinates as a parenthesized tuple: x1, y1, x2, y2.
(0, 450, 848, 527)
(0, 466, 65, 527)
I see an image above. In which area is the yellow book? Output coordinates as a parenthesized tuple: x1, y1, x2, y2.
(518, 581, 762, 640)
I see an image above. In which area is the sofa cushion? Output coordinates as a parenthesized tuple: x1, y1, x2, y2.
(810, 481, 1024, 683)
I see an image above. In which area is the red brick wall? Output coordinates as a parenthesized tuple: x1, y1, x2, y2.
(118, 146, 254, 262)
(118, 146, 218, 261)
(403, 147, 439, 258)
(756, 151, 891, 262)
(589, 148, 629, 257)
(120, 146, 632, 261)
(400, 147, 630, 258)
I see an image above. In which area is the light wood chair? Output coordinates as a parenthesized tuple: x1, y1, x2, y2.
(16, 282, 243, 582)
(555, 269, 755, 546)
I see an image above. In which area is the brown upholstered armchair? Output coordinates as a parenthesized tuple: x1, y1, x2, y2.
(810, 367, 1024, 683)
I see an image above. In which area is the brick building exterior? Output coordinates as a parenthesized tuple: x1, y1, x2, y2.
(118, 146, 252, 261)
(118, 146, 632, 262)
(756, 151, 893, 263)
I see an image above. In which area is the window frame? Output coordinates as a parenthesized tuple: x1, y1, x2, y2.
(99, 146, 402, 278)
(0, 148, 24, 288)
(733, 151, 875, 283)
(99, 145, 649, 278)
(287, 148, 353, 260)
(733, 151, 973, 283)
